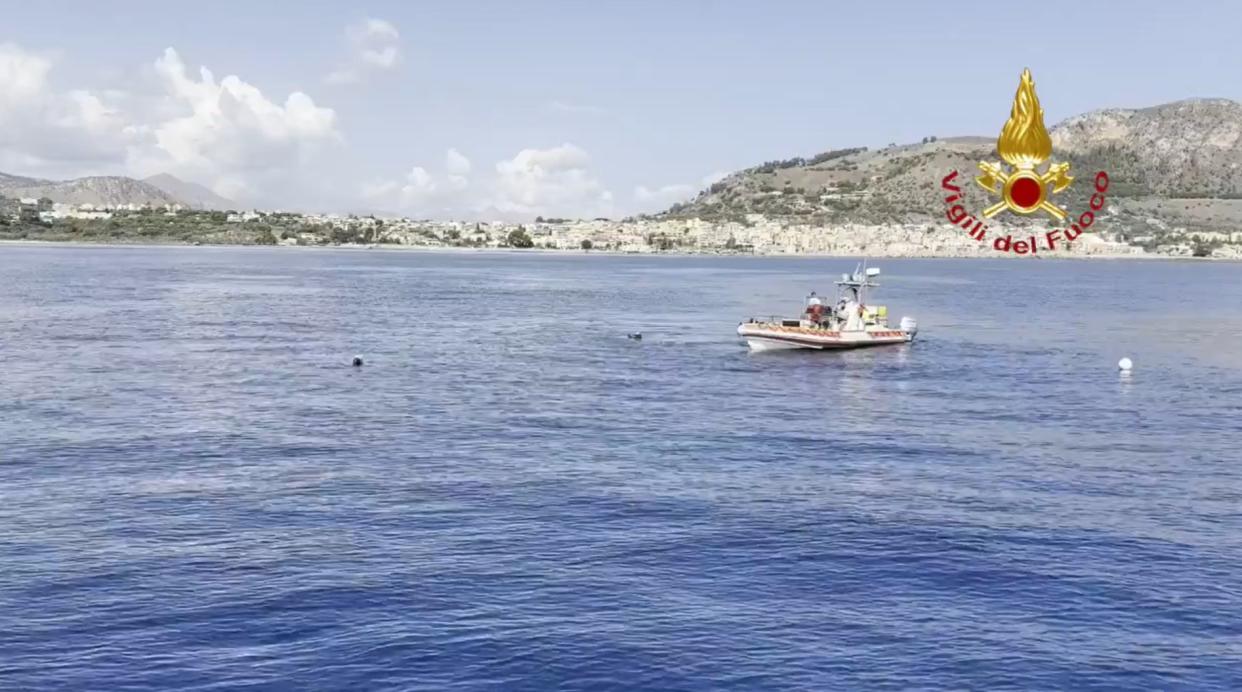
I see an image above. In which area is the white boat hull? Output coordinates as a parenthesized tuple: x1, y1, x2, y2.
(737, 322, 914, 351)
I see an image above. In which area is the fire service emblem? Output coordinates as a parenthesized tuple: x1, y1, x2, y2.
(976, 68, 1072, 221)
(940, 68, 1111, 254)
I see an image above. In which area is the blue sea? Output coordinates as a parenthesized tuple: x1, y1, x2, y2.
(2, 245, 1240, 691)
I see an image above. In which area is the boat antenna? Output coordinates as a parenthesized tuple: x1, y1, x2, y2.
(859, 259, 867, 304)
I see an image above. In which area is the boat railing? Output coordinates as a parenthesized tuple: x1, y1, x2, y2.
(745, 314, 802, 325)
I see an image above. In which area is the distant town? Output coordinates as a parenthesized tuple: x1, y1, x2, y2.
(2, 195, 1240, 259)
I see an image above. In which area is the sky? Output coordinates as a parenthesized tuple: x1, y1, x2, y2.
(2, 0, 1240, 219)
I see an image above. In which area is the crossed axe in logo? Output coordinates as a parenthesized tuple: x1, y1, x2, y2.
(975, 161, 1073, 221)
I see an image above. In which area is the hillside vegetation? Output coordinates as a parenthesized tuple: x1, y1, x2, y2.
(659, 99, 1242, 243)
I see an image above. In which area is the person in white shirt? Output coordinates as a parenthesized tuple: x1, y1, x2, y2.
(806, 291, 824, 324)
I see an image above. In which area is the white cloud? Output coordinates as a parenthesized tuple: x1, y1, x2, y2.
(401, 166, 436, 199)
(0, 43, 51, 113)
(364, 144, 615, 220)
(492, 143, 612, 218)
(633, 171, 730, 211)
(0, 43, 339, 206)
(150, 48, 336, 170)
(326, 18, 401, 85)
(134, 48, 338, 201)
(352, 18, 399, 45)
(634, 183, 695, 205)
(445, 148, 471, 176)
(0, 43, 136, 170)
(362, 148, 473, 214)
(360, 47, 399, 69)
(0, 42, 646, 219)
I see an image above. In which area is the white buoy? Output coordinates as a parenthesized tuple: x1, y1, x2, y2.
(1118, 357, 1132, 371)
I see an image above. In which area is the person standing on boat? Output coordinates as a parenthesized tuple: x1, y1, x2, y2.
(806, 291, 824, 324)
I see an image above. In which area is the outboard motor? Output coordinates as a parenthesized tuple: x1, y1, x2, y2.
(899, 316, 918, 340)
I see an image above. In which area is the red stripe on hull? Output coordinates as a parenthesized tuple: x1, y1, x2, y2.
(743, 331, 908, 350)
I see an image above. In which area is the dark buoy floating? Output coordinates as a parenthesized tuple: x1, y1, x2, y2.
(352, 355, 364, 367)
(627, 332, 642, 341)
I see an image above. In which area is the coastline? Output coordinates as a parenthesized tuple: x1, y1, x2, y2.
(1, 237, 1230, 261)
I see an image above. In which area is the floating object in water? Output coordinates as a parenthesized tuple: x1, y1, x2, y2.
(737, 262, 917, 351)
(352, 355, 364, 367)
(627, 332, 642, 340)
(1118, 357, 1132, 371)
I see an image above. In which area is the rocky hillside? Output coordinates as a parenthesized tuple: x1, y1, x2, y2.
(1052, 99, 1242, 197)
(0, 171, 234, 210)
(661, 98, 1242, 237)
(143, 174, 235, 211)
(0, 173, 179, 207)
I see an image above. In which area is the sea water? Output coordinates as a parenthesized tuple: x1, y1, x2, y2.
(1, 246, 1240, 690)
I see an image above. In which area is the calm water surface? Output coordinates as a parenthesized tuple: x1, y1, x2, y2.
(1, 246, 1240, 690)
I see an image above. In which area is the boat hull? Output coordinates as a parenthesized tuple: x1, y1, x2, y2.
(737, 322, 913, 351)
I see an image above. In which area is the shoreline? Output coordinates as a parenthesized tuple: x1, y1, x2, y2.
(0, 237, 1233, 262)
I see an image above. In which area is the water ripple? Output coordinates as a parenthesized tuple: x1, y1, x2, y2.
(1, 248, 1241, 690)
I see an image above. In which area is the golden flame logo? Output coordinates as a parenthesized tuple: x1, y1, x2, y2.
(997, 69, 1052, 169)
(976, 68, 1072, 221)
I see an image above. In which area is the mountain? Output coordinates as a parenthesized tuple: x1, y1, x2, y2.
(659, 98, 1242, 236)
(0, 173, 182, 208)
(143, 173, 235, 211)
(1051, 99, 1242, 197)
(0, 171, 235, 209)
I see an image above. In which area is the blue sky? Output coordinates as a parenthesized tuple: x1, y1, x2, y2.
(4, 0, 1239, 218)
